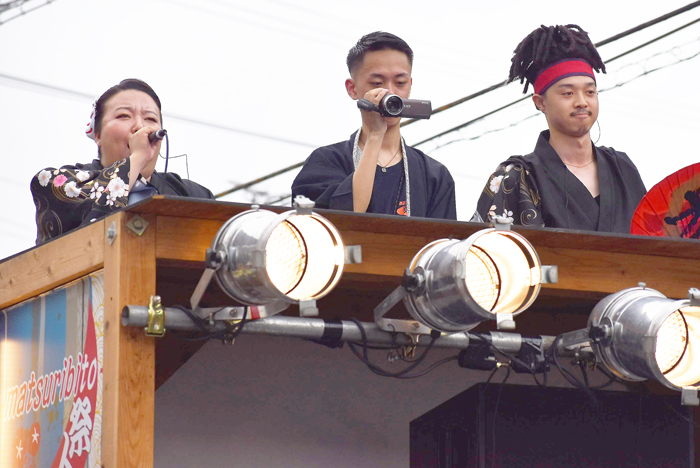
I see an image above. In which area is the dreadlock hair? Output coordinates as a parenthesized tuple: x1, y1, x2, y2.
(346, 31, 413, 75)
(509, 24, 606, 94)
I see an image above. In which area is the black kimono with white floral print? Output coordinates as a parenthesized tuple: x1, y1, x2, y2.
(472, 131, 646, 233)
(31, 158, 214, 245)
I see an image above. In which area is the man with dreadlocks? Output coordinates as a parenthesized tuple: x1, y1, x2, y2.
(473, 24, 646, 232)
(292, 31, 456, 219)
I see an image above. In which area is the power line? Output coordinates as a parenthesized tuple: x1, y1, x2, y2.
(412, 15, 700, 148)
(0, 72, 318, 149)
(240, 41, 700, 204)
(0, 71, 93, 100)
(605, 15, 700, 62)
(428, 36, 700, 152)
(165, 112, 318, 149)
(157, 0, 349, 50)
(596, 0, 700, 47)
(215, 161, 304, 198)
(224, 3, 700, 196)
(0, 0, 57, 26)
(400, 0, 700, 128)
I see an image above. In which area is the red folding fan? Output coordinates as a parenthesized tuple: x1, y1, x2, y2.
(631, 162, 700, 238)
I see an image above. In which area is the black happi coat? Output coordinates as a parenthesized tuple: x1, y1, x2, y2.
(475, 131, 646, 233)
(291, 132, 457, 220)
(31, 157, 214, 245)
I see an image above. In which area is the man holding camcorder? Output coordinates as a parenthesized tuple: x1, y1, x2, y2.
(291, 31, 456, 219)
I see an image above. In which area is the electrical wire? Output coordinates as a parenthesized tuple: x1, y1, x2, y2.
(0, 0, 57, 26)
(414, 20, 700, 148)
(171, 304, 247, 342)
(346, 319, 454, 379)
(469, 333, 546, 387)
(158, 0, 350, 50)
(427, 34, 700, 153)
(389, 355, 459, 379)
(224, 13, 700, 196)
(0, 71, 319, 150)
(400, 0, 700, 128)
(163, 133, 170, 174)
(487, 365, 511, 468)
(633, 382, 700, 427)
(550, 335, 601, 408)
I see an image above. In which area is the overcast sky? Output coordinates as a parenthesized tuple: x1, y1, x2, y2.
(1, 0, 700, 260)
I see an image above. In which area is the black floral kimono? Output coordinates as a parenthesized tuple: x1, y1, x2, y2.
(31, 158, 214, 245)
(473, 131, 646, 233)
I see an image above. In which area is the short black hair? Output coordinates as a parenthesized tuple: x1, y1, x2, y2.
(509, 24, 606, 94)
(94, 78, 162, 136)
(346, 31, 413, 75)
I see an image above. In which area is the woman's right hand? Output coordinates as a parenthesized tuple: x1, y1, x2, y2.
(128, 125, 162, 180)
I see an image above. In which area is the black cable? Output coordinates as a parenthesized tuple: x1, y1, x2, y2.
(634, 382, 700, 427)
(346, 319, 445, 379)
(412, 96, 530, 147)
(579, 361, 591, 388)
(550, 336, 587, 388)
(171, 304, 247, 342)
(485, 365, 504, 384)
(401, 1, 700, 129)
(469, 333, 546, 387)
(413, 17, 700, 148)
(151, 171, 187, 197)
(163, 133, 169, 175)
(636, 392, 643, 468)
(205, 4, 700, 198)
(596, 1, 700, 47)
(590, 365, 619, 390)
(605, 15, 700, 63)
(214, 162, 304, 199)
(391, 355, 459, 379)
(400, 80, 508, 128)
(347, 336, 437, 378)
(489, 366, 511, 468)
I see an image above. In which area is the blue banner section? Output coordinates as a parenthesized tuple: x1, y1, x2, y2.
(1, 273, 104, 468)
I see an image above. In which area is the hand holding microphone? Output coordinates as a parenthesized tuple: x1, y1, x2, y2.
(148, 129, 167, 143)
(129, 127, 166, 181)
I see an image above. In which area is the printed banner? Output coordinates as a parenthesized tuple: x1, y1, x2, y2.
(1, 272, 104, 468)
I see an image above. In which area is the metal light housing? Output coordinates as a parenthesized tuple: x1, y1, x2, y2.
(588, 285, 700, 392)
(403, 228, 546, 333)
(209, 205, 345, 309)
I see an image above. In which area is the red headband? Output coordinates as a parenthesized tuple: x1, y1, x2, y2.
(533, 59, 595, 95)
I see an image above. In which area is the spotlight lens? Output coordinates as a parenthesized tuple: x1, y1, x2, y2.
(464, 246, 500, 311)
(265, 221, 307, 294)
(655, 310, 688, 374)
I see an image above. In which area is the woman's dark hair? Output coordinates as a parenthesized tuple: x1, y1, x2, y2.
(509, 24, 606, 93)
(346, 31, 413, 75)
(94, 78, 162, 136)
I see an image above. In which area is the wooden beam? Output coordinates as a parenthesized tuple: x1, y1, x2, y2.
(102, 212, 157, 468)
(155, 216, 221, 262)
(0, 220, 104, 309)
(152, 213, 700, 300)
(536, 246, 700, 299)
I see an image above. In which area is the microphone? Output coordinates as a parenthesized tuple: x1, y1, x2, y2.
(148, 129, 167, 143)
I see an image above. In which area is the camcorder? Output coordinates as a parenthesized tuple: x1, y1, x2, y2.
(357, 94, 432, 119)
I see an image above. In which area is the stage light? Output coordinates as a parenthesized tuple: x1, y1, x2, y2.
(590, 286, 700, 391)
(560, 285, 700, 404)
(374, 226, 556, 334)
(190, 198, 345, 317)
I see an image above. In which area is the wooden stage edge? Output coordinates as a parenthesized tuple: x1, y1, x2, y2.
(3, 195, 700, 310)
(2, 198, 700, 467)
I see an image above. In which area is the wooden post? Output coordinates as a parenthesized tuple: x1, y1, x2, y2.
(101, 212, 157, 468)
